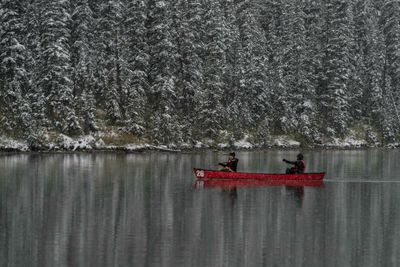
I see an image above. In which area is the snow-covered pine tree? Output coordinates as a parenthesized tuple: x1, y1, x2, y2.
(171, 0, 204, 143)
(147, 0, 180, 144)
(235, 0, 269, 135)
(276, 0, 296, 132)
(258, 0, 292, 135)
(220, 0, 243, 137)
(1, 0, 399, 146)
(295, 1, 320, 138)
(71, 0, 98, 132)
(279, 0, 315, 137)
(23, 1, 47, 137)
(300, 0, 325, 140)
(350, 0, 369, 122)
(345, 1, 367, 127)
(123, 0, 149, 136)
(36, 0, 82, 135)
(364, 7, 386, 137)
(0, 0, 33, 136)
(353, 0, 385, 125)
(220, 0, 241, 109)
(381, 74, 398, 141)
(96, 0, 125, 124)
(195, 0, 227, 140)
(381, 0, 400, 139)
(319, 0, 353, 137)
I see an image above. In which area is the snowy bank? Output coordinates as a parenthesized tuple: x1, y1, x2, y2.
(212, 135, 301, 150)
(0, 133, 178, 153)
(216, 135, 254, 149)
(48, 134, 97, 151)
(234, 135, 254, 149)
(324, 137, 368, 148)
(0, 132, 390, 153)
(320, 129, 379, 148)
(0, 136, 29, 152)
(271, 136, 301, 148)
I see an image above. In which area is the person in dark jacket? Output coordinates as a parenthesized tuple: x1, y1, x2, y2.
(283, 153, 306, 174)
(219, 152, 239, 172)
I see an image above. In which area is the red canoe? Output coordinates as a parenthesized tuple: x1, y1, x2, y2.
(193, 168, 325, 181)
(194, 179, 324, 189)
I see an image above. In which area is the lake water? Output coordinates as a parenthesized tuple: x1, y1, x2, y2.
(1, 150, 400, 267)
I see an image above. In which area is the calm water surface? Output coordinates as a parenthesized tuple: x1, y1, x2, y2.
(1, 150, 400, 267)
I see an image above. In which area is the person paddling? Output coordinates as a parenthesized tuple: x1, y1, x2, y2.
(219, 152, 239, 172)
(283, 153, 306, 174)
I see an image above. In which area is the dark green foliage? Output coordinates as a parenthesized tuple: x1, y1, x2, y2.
(36, 0, 82, 135)
(123, 0, 149, 136)
(1, 0, 400, 144)
(0, 0, 33, 136)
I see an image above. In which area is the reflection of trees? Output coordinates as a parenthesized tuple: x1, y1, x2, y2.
(0, 151, 400, 266)
(0, 154, 151, 266)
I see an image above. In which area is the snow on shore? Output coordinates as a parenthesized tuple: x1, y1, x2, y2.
(234, 135, 253, 149)
(0, 136, 29, 152)
(324, 137, 368, 148)
(49, 134, 97, 151)
(0, 132, 388, 153)
(272, 136, 301, 148)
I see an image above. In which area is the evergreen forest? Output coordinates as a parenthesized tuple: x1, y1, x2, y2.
(1, 0, 400, 147)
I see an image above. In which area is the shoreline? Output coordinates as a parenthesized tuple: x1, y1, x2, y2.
(0, 133, 396, 153)
(0, 143, 397, 154)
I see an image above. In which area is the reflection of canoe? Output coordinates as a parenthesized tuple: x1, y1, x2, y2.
(193, 179, 324, 189)
(193, 168, 325, 181)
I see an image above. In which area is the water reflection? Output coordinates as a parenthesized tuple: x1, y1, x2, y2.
(285, 186, 305, 206)
(0, 150, 400, 266)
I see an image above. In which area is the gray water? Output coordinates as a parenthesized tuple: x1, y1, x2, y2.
(1, 150, 400, 267)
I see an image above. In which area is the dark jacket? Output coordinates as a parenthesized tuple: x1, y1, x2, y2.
(220, 158, 239, 172)
(284, 159, 305, 174)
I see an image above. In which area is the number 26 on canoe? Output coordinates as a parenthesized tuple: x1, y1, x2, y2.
(196, 169, 205, 178)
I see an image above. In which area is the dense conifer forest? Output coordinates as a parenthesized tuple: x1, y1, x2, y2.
(1, 0, 400, 148)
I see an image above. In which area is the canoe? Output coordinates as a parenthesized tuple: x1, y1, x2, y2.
(194, 179, 324, 189)
(193, 168, 325, 181)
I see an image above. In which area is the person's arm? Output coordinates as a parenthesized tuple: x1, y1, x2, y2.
(283, 159, 296, 165)
(225, 166, 234, 172)
(225, 159, 238, 172)
(218, 162, 227, 167)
